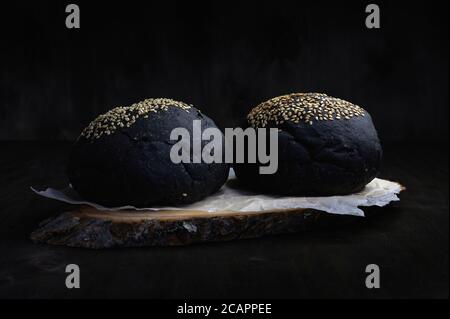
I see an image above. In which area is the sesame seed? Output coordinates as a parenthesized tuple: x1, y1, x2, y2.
(247, 93, 366, 128)
(80, 98, 192, 141)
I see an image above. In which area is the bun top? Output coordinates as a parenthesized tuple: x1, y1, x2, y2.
(247, 93, 366, 128)
(80, 98, 192, 141)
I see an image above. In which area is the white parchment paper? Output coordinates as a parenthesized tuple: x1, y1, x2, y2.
(31, 170, 402, 217)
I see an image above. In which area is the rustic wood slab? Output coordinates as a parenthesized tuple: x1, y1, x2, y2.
(30, 205, 366, 249)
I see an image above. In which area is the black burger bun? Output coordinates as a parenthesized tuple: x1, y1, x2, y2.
(233, 93, 382, 196)
(67, 98, 230, 207)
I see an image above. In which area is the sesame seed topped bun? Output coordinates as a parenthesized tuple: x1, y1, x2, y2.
(68, 98, 229, 208)
(234, 93, 383, 196)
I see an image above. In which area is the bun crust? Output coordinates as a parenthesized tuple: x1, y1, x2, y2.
(68, 98, 230, 207)
(234, 93, 382, 196)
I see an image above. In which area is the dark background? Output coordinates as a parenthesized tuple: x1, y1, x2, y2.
(0, 1, 448, 300)
(0, 0, 448, 142)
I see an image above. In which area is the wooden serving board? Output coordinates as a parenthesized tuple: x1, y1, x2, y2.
(30, 205, 361, 249)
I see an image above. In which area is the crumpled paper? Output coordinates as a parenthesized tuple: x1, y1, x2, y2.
(31, 170, 402, 217)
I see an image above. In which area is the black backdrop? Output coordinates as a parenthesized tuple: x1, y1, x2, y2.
(0, 0, 448, 143)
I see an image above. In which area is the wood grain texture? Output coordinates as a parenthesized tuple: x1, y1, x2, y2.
(30, 206, 332, 249)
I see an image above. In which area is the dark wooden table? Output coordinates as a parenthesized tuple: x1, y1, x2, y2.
(0, 141, 448, 298)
